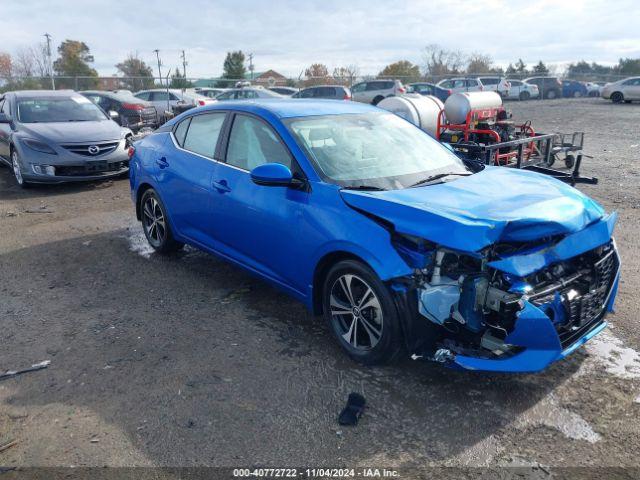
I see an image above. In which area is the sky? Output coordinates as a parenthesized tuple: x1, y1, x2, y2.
(1, 0, 638, 78)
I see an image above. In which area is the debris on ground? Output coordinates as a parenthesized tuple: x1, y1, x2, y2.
(0, 440, 18, 453)
(338, 392, 366, 426)
(0, 360, 51, 382)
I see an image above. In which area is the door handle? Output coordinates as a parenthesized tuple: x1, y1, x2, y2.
(212, 179, 231, 193)
(156, 157, 169, 169)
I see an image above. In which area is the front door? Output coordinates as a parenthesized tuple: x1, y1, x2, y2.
(208, 113, 308, 294)
(0, 97, 12, 159)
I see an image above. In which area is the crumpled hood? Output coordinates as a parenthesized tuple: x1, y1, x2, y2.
(19, 120, 122, 143)
(340, 167, 605, 252)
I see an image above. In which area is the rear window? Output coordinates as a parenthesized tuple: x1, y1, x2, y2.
(316, 87, 336, 97)
(480, 78, 499, 85)
(182, 113, 226, 159)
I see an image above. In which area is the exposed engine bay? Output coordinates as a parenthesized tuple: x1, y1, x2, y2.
(394, 233, 620, 367)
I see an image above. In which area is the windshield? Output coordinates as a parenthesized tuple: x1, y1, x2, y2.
(17, 96, 107, 123)
(286, 112, 468, 189)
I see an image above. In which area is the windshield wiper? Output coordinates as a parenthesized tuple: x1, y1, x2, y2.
(409, 172, 472, 188)
(342, 185, 387, 191)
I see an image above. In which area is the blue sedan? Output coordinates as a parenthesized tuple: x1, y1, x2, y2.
(129, 99, 620, 372)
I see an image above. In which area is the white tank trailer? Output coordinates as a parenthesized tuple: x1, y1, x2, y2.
(377, 94, 444, 137)
(378, 91, 503, 136)
(443, 91, 503, 124)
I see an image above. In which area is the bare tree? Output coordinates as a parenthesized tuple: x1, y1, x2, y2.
(466, 53, 494, 74)
(0, 52, 12, 79)
(304, 63, 332, 86)
(332, 64, 359, 86)
(421, 44, 465, 78)
(12, 44, 50, 78)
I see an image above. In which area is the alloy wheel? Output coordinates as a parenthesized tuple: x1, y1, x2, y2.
(329, 274, 383, 350)
(142, 196, 166, 248)
(11, 151, 24, 185)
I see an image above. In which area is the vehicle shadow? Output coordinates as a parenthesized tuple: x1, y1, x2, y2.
(0, 229, 584, 468)
(0, 165, 126, 202)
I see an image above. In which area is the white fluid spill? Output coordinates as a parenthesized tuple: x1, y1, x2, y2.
(126, 228, 154, 259)
(586, 330, 640, 379)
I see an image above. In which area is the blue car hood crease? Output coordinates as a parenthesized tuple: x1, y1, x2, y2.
(340, 167, 605, 253)
(19, 120, 123, 143)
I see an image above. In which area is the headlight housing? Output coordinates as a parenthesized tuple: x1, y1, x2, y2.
(23, 139, 57, 155)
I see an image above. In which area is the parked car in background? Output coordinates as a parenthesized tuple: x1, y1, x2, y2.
(523, 77, 563, 99)
(505, 79, 539, 100)
(562, 80, 589, 98)
(215, 87, 284, 101)
(0, 90, 131, 187)
(407, 83, 451, 102)
(269, 87, 299, 96)
(194, 87, 228, 99)
(134, 89, 215, 123)
(584, 82, 602, 97)
(81, 90, 157, 133)
(478, 77, 510, 97)
(436, 78, 484, 93)
(129, 99, 619, 373)
(351, 80, 406, 105)
(292, 85, 351, 100)
(601, 77, 640, 103)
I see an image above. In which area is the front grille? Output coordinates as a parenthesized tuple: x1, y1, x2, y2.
(60, 141, 120, 157)
(55, 160, 129, 176)
(530, 245, 619, 350)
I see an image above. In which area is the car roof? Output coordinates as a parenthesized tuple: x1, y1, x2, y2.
(301, 85, 343, 89)
(11, 90, 78, 98)
(184, 99, 379, 119)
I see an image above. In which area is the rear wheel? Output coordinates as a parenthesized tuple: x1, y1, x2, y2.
(573, 91, 583, 98)
(564, 154, 576, 169)
(519, 91, 530, 101)
(323, 260, 404, 365)
(140, 189, 183, 253)
(611, 92, 624, 103)
(546, 89, 557, 99)
(372, 95, 385, 105)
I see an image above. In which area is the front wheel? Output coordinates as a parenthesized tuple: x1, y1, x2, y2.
(546, 89, 557, 99)
(611, 92, 624, 103)
(140, 189, 183, 253)
(323, 260, 404, 365)
(11, 150, 30, 189)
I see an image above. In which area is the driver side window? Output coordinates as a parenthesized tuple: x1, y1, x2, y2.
(226, 115, 292, 171)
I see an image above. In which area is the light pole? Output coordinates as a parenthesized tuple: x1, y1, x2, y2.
(44, 33, 54, 89)
(180, 50, 188, 81)
(153, 49, 163, 87)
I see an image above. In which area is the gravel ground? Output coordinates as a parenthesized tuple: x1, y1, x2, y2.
(0, 98, 638, 477)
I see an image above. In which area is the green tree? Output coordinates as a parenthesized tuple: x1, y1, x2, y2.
(515, 58, 527, 74)
(532, 60, 549, 74)
(379, 60, 421, 82)
(116, 52, 155, 90)
(53, 40, 98, 89)
(170, 67, 191, 88)
(466, 53, 494, 74)
(618, 57, 640, 75)
(222, 51, 246, 80)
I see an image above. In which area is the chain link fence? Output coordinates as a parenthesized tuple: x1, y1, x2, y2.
(1, 72, 635, 94)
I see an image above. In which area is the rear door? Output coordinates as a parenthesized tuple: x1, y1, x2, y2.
(351, 83, 367, 103)
(154, 111, 227, 247)
(207, 113, 309, 292)
(624, 78, 640, 99)
(0, 96, 12, 159)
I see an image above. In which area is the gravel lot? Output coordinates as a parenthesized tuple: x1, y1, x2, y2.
(0, 98, 639, 477)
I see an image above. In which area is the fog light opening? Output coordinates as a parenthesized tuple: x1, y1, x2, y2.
(32, 165, 56, 176)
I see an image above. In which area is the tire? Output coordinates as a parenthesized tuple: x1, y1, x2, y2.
(519, 91, 530, 101)
(547, 154, 557, 167)
(546, 89, 557, 99)
(372, 95, 385, 106)
(322, 259, 404, 365)
(10, 149, 30, 189)
(140, 189, 183, 253)
(573, 91, 583, 98)
(565, 154, 576, 169)
(611, 92, 624, 103)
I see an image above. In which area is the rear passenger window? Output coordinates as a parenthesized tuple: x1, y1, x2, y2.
(173, 118, 191, 147)
(300, 89, 315, 98)
(182, 113, 226, 159)
(226, 115, 291, 171)
(316, 87, 335, 97)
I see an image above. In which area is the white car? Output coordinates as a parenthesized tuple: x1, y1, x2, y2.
(601, 77, 640, 103)
(505, 79, 539, 101)
(584, 82, 602, 97)
(478, 76, 511, 97)
(350, 80, 406, 105)
(134, 89, 215, 122)
(437, 78, 484, 93)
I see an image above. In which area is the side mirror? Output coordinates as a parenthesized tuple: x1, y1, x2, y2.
(0, 113, 11, 124)
(108, 110, 119, 120)
(250, 163, 293, 187)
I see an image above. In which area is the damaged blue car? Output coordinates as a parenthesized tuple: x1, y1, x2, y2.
(129, 99, 620, 373)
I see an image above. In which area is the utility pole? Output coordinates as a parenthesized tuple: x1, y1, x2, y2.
(248, 53, 254, 80)
(44, 33, 54, 90)
(153, 49, 163, 87)
(180, 50, 188, 80)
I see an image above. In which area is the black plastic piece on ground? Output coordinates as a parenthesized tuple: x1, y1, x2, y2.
(338, 393, 366, 426)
